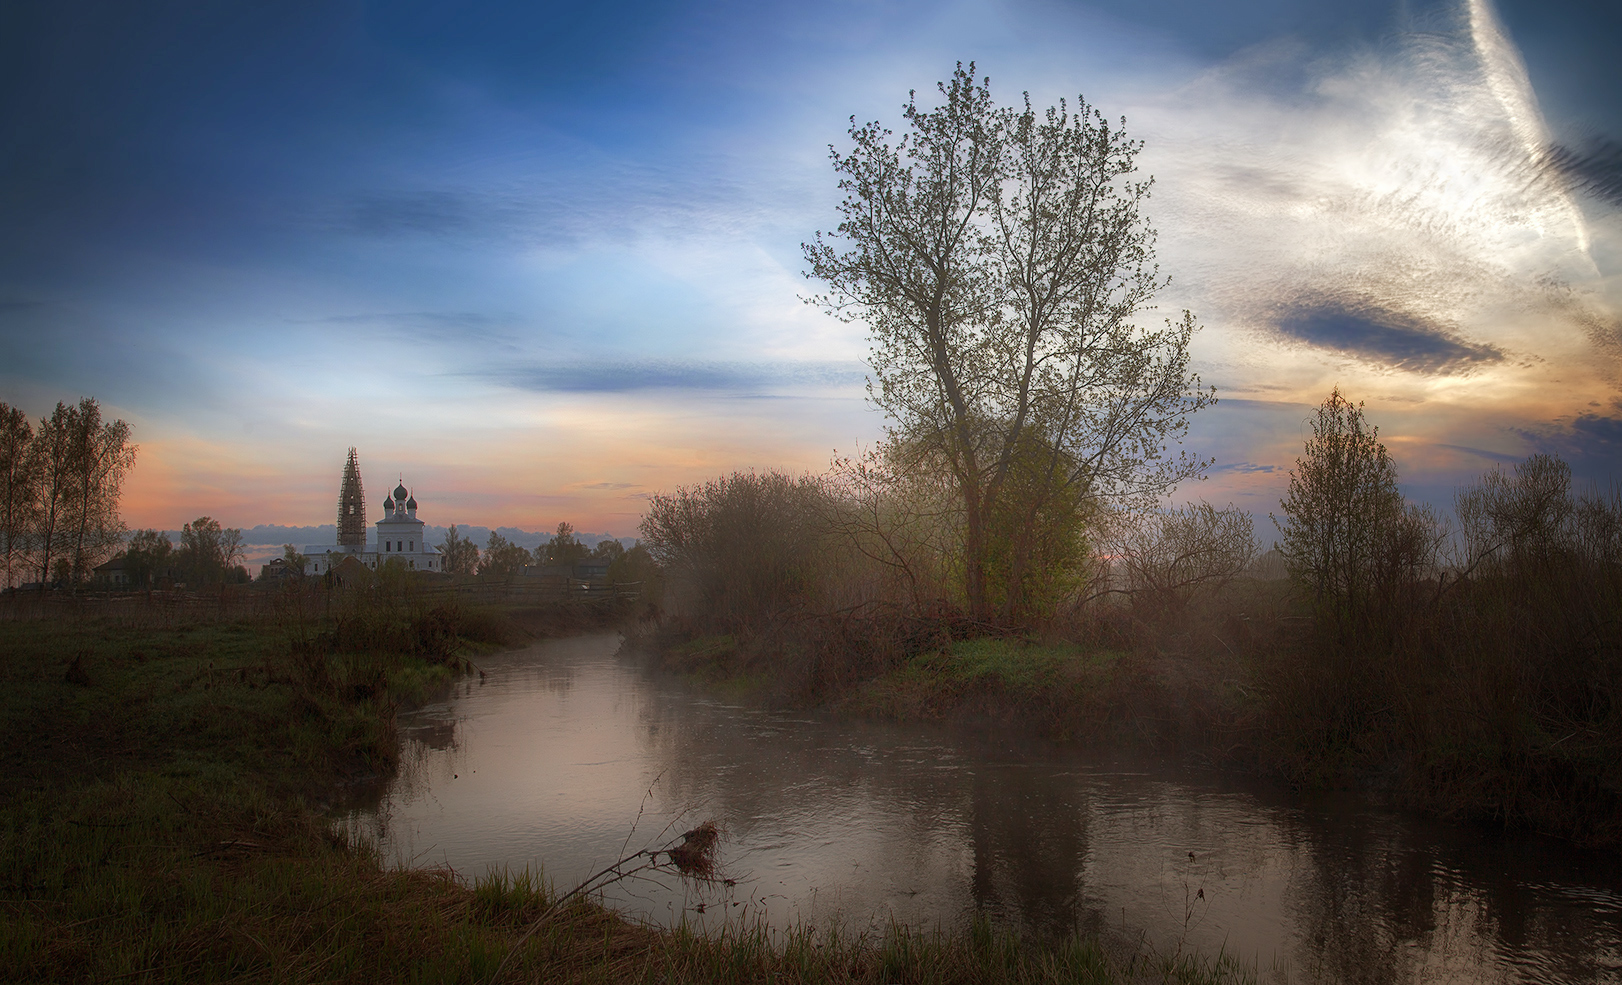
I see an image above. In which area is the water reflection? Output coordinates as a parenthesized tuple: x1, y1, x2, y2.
(345, 634, 1622, 984)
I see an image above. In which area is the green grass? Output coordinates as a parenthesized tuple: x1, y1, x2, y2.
(909, 638, 1123, 693)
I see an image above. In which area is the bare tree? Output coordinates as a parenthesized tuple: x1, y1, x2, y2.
(0, 403, 35, 589)
(28, 402, 81, 587)
(1098, 502, 1257, 611)
(439, 524, 479, 575)
(804, 64, 1212, 622)
(64, 398, 135, 587)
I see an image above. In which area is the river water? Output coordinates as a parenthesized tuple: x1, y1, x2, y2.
(345, 633, 1622, 984)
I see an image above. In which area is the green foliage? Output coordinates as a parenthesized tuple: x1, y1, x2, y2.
(122, 528, 175, 587)
(478, 531, 530, 577)
(913, 638, 1117, 693)
(1259, 449, 1622, 843)
(176, 516, 246, 587)
(980, 432, 1094, 622)
(280, 542, 308, 578)
(538, 521, 590, 567)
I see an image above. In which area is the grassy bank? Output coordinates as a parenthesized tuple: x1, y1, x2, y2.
(0, 596, 1253, 983)
(644, 585, 1273, 752)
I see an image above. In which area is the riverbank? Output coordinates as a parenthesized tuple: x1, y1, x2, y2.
(645, 620, 1260, 749)
(0, 599, 1254, 983)
(641, 589, 1622, 850)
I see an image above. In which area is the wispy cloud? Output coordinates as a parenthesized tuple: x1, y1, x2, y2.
(498, 360, 866, 394)
(1543, 139, 1622, 208)
(1134, 0, 1614, 390)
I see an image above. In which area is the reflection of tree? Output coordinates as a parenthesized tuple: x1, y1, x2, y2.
(631, 683, 1113, 940)
(1285, 798, 1622, 985)
(967, 763, 1096, 938)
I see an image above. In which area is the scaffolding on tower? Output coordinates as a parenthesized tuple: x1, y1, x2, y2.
(336, 447, 367, 548)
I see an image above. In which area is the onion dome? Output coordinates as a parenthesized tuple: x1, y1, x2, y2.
(383, 495, 395, 512)
(393, 482, 409, 502)
(406, 494, 417, 510)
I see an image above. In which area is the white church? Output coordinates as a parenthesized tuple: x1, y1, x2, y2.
(305, 451, 445, 575)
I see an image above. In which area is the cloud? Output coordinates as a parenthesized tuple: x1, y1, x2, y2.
(1571, 413, 1622, 445)
(298, 310, 521, 347)
(498, 360, 866, 394)
(1433, 443, 1524, 465)
(1270, 302, 1505, 374)
(1135, 0, 1613, 395)
(346, 191, 478, 236)
(1542, 139, 1622, 208)
(1209, 462, 1278, 474)
(579, 481, 634, 490)
(1508, 412, 1622, 482)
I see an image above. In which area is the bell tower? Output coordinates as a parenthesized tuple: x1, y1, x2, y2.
(336, 448, 367, 549)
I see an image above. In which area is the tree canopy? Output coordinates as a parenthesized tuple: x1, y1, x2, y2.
(803, 64, 1212, 621)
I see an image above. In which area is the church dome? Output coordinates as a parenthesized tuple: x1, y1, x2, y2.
(406, 494, 417, 510)
(393, 482, 409, 502)
(383, 495, 394, 511)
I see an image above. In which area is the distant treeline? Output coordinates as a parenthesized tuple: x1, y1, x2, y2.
(227, 524, 635, 556)
(273, 522, 660, 592)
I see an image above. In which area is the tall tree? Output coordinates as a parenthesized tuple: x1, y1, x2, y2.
(29, 403, 80, 587)
(538, 521, 589, 567)
(177, 517, 243, 586)
(1273, 387, 1436, 628)
(0, 404, 36, 589)
(124, 529, 174, 589)
(478, 531, 529, 576)
(64, 398, 135, 587)
(804, 64, 1211, 622)
(439, 524, 479, 575)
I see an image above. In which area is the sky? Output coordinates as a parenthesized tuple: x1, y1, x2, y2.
(2, 0, 1619, 548)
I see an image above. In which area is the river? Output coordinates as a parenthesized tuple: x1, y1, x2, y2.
(344, 633, 1622, 984)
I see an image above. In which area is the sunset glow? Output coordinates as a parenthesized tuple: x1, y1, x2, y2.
(3, 0, 1617, 547)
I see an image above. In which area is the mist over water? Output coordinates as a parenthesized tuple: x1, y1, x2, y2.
(347, 635, 1622, 984)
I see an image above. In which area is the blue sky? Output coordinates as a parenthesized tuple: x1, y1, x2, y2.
(2, 0, 1619, 544)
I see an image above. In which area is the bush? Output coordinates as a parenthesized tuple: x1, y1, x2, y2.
(640, 471, 841, 630)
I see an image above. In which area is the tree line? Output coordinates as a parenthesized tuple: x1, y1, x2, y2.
(276, 521, 656, 586)
(122, 519, 251, 588)
(0, 398, 136, 590)
(442, 522, 653, 581)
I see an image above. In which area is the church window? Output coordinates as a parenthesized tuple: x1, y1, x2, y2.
(410, 540, 414, 551)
